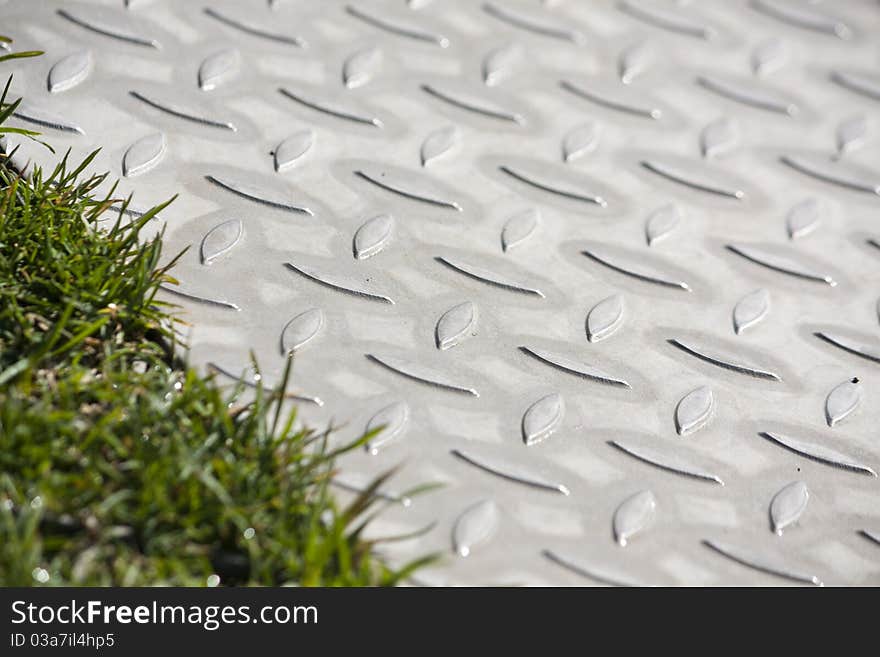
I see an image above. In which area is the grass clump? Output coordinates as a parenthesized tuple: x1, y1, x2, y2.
(0, 76, 427, 585)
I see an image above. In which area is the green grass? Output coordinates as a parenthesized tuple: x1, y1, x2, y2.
(0, 65, 431, 585)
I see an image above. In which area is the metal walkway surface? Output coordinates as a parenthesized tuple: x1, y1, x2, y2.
(3, 0, 880, 585)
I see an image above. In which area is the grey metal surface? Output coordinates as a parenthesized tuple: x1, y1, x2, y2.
(3, 0, 880, 585)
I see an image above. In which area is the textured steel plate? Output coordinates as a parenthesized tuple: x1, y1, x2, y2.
(3, 0, 880, 585)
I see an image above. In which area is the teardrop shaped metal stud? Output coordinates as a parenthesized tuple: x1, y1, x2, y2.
(482, 43, 522, 86)
(586, 295, 624, 343)
(122, 132, 166, 177)
(353, 214, 394, 260)
(562, 122, 599, 163)
(645, 204, 680, 246)
(453, 500, 499, 557)
(825, 377, 862, 427)
(420, 125, 458, 167)
(343, 46, 382, 89)
(274, 130, 314, 173)
(613, 490, 656, 547)
(48, 50, 92, 93)
(701, 117, 738, 159)
(198, 48, 240, 91)
(281, 308, 324, 354)
(770, 481, 809, 535)
(733, 289, 770, 335)
(200, 218, 243, 265)
(435, 301, 477, 350)
(522, 393, 564, 446)
(501, 208, 539, 252)
(751, 38, 787, 76)
(619, 42, 652, 84)
(365, 401, 410, 454)
(675, 386, 714, 436)
(836, 114, 868, 158)
(786, 198, 822, 240)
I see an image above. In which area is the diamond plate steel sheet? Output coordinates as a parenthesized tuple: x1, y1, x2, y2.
(3, 0, 880, 585)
